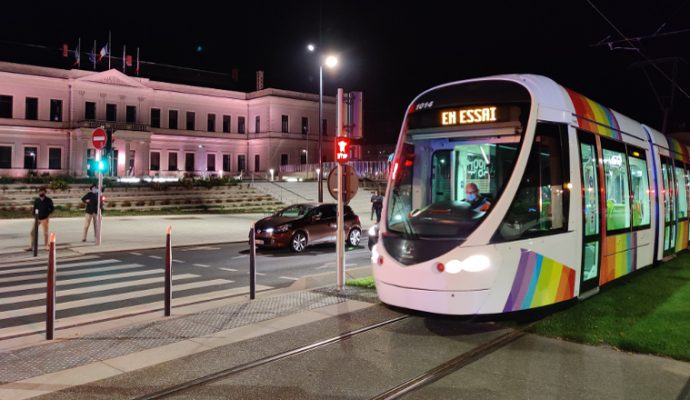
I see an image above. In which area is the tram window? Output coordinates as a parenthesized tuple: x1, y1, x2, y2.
(602, 145, 631, 232)
(628, 152, 651, 227)
(675, 164, 688, 220)
(496, 122, 569, 241)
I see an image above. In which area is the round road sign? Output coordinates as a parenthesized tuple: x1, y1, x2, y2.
(327, 166, 359, 204)
(92, 128, 107, 150)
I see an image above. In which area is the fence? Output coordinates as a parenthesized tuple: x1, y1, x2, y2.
(279, 161, 389, 181)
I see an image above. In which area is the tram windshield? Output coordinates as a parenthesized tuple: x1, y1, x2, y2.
(387, 136, 521, 239)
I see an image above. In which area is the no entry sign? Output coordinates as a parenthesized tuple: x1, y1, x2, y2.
(92, 128, 107, 150)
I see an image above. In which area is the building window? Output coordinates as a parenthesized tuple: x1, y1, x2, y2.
(222, 115, 231, 133)
(254, 154, 260, 171)
(207, 154, 216, 171)
(281, 154, 289, 166)
(322, 119, 328, 136)
(0, 146, 11, 169)
(223, 154, 231, 171)
(301, 117, 308, 135)
(50, 99, 63, 122)
(48, 148, 61, 170)
(207, 114, 216, 132)
(496, 123, 569, 241)
(168, 152, 178, 171)
(628, 148, 651, 228)
(185, 153, 195, 172)
(0, 95, 12, 118)
(186, 111, 195, 130)
(150, 151, 160, 171)
(238, 116, 246, 134)
(106, 104, 117, 122)
(255, 115, 261, 133)
(24, 147, 37, 170)
(281, 115, 289, 133)
(126, 105, 136, 123)
(25, 98, 38, 120)
(300, 151, 307, 165)
(150, 108, 161, 128)
(168, 110, 178, 129)
(237, 155, 246, 172)
(85, 101, 96, 120)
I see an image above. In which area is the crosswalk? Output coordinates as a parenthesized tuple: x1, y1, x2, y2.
(0, 257, 254, 339)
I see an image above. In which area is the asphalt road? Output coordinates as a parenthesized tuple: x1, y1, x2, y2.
(0, 240, 372, 337)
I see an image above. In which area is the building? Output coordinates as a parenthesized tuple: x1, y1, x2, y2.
(0, 61, 339, 178)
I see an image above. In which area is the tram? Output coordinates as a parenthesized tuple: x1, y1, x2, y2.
(371, 75, 689, 315)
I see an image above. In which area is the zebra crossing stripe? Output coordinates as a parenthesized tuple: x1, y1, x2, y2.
(0, 269, 162, 294)
(0, 259, 119, 275)
(0, 264, 149, 284)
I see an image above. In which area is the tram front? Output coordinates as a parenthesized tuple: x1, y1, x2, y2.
(373, 78, 573, 315)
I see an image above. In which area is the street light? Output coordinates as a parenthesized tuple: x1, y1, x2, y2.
(307, 43, 339, 202)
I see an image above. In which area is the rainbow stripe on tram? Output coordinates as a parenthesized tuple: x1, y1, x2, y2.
(503, 249, 576, 312)
(565, 89, 621, 140)
(601, 232, 637, 285)
(667, 137, 690, 162)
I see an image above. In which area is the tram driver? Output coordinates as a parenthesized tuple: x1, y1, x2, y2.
(463, 183, 491, 212)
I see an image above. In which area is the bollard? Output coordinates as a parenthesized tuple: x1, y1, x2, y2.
(164, 225, 172, 316)
(46, 233, 56, 340)
(33, 209, 39, 257)
(249, 225, 256, 300)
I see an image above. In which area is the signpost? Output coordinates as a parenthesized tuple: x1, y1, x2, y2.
(328, 165, 359, 204)
(92, 128, 106, 245)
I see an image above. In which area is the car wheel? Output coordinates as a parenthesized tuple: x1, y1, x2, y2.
(291, 232, 307, 252)
(347, 228, 361, 247)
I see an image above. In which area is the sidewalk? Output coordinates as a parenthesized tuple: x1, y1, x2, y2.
(0, 213, 266, 263)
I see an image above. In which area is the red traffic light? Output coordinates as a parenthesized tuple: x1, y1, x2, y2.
(335, 137, 351, 164)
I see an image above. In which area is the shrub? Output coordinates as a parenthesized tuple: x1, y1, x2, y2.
(135, 200, 146, 207)
(49, 179, 70, 191)
(64, 203, 72, 210)
(161, 199, 171, 205)
(148, 200, 157, 206)
(121, 201, 132, 208)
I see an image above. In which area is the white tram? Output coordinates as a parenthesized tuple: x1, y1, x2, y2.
(372, 75, 689, 315)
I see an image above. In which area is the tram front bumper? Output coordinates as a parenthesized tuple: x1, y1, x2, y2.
(376, 280, 490, 315)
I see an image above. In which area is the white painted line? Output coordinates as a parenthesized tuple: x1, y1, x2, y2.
(0, 273, 200, 305)
(0, 279, 234, 320)
(0, 259, 119, 275)
(0, 269, 162, 294)
(172, 259, 184, 264)
(0, 264, 149, 284)
(129, 252, 143, 256)
(220, 268, 238, 272)
(149, 255, 163, 260)
(231, 255, 247, 259)
(193, 264, 211, 268)
(256, 272, 266, 276)
(181, 246, 221, 252)
(279, 276, 299, 281)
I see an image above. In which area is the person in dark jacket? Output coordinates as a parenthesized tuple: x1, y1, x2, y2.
(81, 184, 101, 242)
(24, 187, 54, 251)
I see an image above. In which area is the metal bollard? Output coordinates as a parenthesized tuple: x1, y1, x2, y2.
(164, 225, 172, 316)
(249, 225, 256, 300)
(46, 233, 56, 340)
(33, 209, 39, 257)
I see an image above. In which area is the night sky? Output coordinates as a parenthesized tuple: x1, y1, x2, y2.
(1, 1, 689, 143)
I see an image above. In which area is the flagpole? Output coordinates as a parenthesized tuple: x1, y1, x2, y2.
(77, 38, 81, 69)
(136, 47, 140, 76)
(108, 31, 111, 70)
(122, 44, 126, 73)
(93, 40, 97, 70)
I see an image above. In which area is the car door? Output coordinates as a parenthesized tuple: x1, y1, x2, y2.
(307, 205, 334, 244)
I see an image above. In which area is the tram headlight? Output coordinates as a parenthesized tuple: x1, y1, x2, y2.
(443, 255, 491, 274)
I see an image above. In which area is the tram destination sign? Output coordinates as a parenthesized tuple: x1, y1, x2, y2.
(407, 104, 518, 130)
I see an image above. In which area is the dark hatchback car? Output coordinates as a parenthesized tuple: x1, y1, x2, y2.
(251, 203, 362, 252)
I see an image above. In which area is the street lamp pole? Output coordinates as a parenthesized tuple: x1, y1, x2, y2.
(318, 64, 323, 202)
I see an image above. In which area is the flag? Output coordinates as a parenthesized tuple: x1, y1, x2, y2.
(126, 54, 133, 67)
(72, 40, 80, 67)
(98, 43, 108, 62)
(89, 41, 97, 69)
(62, 44, 69, 57)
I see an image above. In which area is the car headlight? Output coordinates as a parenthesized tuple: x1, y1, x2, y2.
(275, 224, 289, 233)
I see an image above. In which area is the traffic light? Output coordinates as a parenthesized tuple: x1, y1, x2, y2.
(335, 137, 351, 164)
(87, 157, 109, 174)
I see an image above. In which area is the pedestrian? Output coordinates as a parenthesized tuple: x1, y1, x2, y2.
(81, 184, 101, 242)
(372, 191, 384, 223)
(24, 187, 54, 251)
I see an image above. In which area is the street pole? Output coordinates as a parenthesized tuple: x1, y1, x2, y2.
(336, 88, 345, 290)
(318, 65, 323, 202)
(46, 233, 56, 340)
(96, 150, 103, 246)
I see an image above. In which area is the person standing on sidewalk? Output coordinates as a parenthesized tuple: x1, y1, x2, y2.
(24, 187, 54, 251)
(372, 191, 384, 223)
(81, 184, 101, 242)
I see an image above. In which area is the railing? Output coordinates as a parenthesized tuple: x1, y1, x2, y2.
(78, 120, 150, 132)
(279, 161, 389, 180)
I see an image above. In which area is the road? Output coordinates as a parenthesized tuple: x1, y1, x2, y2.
(0, 241, 372, 339)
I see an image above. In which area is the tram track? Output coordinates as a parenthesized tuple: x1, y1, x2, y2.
(133, 314, 410, 400)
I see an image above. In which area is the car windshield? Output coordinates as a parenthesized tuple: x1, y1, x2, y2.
(275, 204, 314, 218)
(386, 136, 521, 239)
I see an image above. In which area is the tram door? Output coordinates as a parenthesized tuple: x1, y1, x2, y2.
(661, 157, 677, 256)
(578, 133, 601, 292)
(431, 150, 452, 203)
